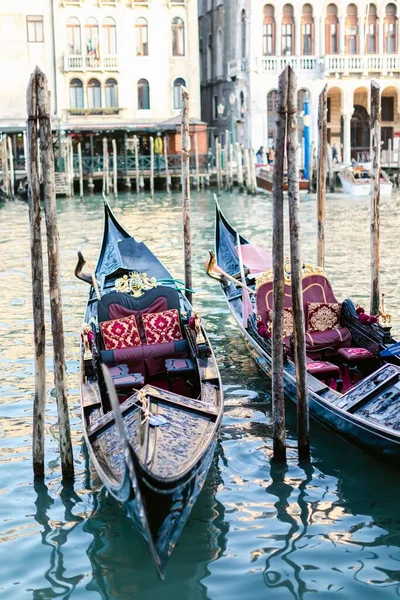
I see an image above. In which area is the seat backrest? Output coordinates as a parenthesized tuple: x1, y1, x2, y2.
(97, 285, 181, 323)
(256, 274, 338, 325)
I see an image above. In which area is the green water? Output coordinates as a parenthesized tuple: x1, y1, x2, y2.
(2, 190, 400, 599)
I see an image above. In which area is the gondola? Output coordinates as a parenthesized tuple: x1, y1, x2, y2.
(207, 199, 400, 465)
(75, 202, 223, 578)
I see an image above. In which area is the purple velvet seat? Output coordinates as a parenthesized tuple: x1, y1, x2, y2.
(305, 327, 351, 353)
(165, 358, 195, 374)
(337, 347, 375, 362)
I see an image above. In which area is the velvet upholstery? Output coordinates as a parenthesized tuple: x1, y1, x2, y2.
(97, 286, 181, 323)
(107, 297, 168, 343)
(337, 347, 375, 362)
(99, 314, 141, 350)
(305, 327, 352, 352)
(306, 358, 340, 378)
(165, 358, 195, 373)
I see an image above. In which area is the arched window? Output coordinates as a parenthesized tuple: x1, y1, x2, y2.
(345, 4, 358, 54)
(367, 4, 378, 53)
(172, 17, 185, 56)
(87, 78, 101, 109)
(241, 10, 246, 58)
(69, 78, 83, 109)
(199, 38, 204, 83)
(103, 17, 116, 54)
(282, 5, 294, 55)
(85, 18, 99, 60)
(135, 18, 148, 56)
(105, 78, 118, 108)
(138, 78, 150, 109)
(173, 77, 186, 109)
(325, 4, 339, 54)
(207, 34, 212, 80)
(67, 17, 81, 55)
(302, 4, 313, 55)
(263, 5, 275, 56)
(216, 28, 223, 77)
(385, 3, 398, 54)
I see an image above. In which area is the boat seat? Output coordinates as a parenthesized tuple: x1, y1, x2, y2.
(306, 357, 343, 392)
(165, 358, 196, 391)
(337, 346, 376, 384)
(305, 327, 352, 354)
(108, 364, 145, 389)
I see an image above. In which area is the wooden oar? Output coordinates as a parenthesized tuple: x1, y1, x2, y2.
(74, 251, 101, 301)
(205, 250, 255, 294)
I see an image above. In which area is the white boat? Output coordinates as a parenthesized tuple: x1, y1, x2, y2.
(338, 165, 392, 197)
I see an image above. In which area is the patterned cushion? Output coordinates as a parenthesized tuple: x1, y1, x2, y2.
(337, 347, 375, 361)
(99, 314, 141, 350)
(307, 302, 341, 332)
(267, 307, 294, 337)
(142, 309, 183, 345)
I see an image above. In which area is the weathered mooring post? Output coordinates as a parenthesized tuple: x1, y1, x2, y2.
(250, 148, 257, 194)
(134, 135, 140, 194)
(1, 136, 10, 198)
(229, 143, 234, 191)
(36, 68, 74, 478)
(236, 143, 244, 192)
(181, 86, 193, 305)
(77, 142, 84, 201)
(370, 80, 381, 316)
(194, 132, 200, 192)
(272, 68, 288, 463)
(287, 67, 309, 461)
(317, 85, 327, 269)
(7, 136, 14, 199)
(102, 137, 108, 196)
(243, 148, 251, 194)
(224, 129, 229, 191)
(164, 135, 170, 194)
(112, 138, 118, 199)
(216, 141, 222, 194)
(150, 136, 154, 198)
(27, 72, 46, 477)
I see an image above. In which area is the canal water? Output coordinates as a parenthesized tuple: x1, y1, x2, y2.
(2, 190, 400, 600)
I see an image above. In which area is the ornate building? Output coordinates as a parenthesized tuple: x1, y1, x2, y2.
(200, 0, 400, 162)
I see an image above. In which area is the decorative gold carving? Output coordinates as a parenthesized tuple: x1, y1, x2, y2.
(255, 260, 324, 291)
(115, 272, 157, 297)
(378, 293, 391, 325)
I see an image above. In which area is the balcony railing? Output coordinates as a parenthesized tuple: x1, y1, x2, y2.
(227, 58, 248, 79)
(68, 108, 121, 116)
(64, 54, 119, 72)
(324, 54, 400, 74)
(258, 56, 319, 73)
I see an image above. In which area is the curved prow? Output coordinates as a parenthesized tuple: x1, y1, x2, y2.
(205, 250, 254, 294)
(74, 251, 101, 300)
(205, 250, 224, 283)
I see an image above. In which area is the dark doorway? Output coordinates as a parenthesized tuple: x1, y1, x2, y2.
(351, 105, 370, 160)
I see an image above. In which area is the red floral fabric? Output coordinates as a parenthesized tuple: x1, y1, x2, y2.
(307, 302, 341, 332)
(100, 314, 141, 350)
(142, 309, 183, 345)
(266, 307, 293, 337)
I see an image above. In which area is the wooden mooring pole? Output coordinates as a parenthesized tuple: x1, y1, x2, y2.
(36, 68, 74, 478)
(236, 143, 244, 192)
(27, 72, 46, 477)
(224, 130, 229, 191)
(1, 136, 10, 198)
(77, 142, 84, 201)
(250, 148, 257, 194)
(112, 138, 118, 199)
(150, 136, 154, 198)
(317, 85, 327, 269)
(271, 68, 288, 462)
(194, 132, 200, 192)
(134, 135, 140, 194)
(216, 141, 222, 194)
(7, 135, 14, 199)
(164, 135, 170, 194)
(102, 137, 108, 196)
(287, 66, 309, 461)
(370, 80, 381, 316)
(244, 148, 251, 194)
(181, 86, 193, 305)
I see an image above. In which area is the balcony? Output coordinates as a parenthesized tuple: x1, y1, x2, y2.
(68, 108, 120, 116)
(258, 55, 319, 74)
(324, 54, 400, 75)
(64, 54, 119, 71)
(227, 58, 248, 79)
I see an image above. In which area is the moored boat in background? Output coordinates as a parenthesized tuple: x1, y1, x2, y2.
(256, 165, 309, 193)
(339, 164, 392, 197)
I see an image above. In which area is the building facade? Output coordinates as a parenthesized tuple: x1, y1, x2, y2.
(0, 0, 204, 176)
(201, 0, 400, 163)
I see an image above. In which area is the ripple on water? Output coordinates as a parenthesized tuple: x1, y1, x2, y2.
(1, 192, 400, 599)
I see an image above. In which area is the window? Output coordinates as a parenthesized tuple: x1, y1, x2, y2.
(240, 91, 245, 116)
(105, 78, 118, 108)
(69, 79, 83, 109)
(67, 18, 81, 55)
(385, 3, 397, 54)
(85, 18, 100, 64)
(241, 10, 246, 59)
(325, 4, 339, 54)
(327, 97, 331, 122)
(173, 78, 186, 109)
(172, 17, 185, 56)
(382, 97, 394, 121)
(345, 4, 358, 54)
(199, 38, 204, 83)
(103, 17, 117, 54)
(207, 34, 212, 80)
(366, 5, 377, 53)
(282, 5, 294, 55)
(87, 78, 101, 109)
(302, 4, 313, 55)
(216, 28, 223, 77)
(27, 16, 44, 43)
(135, 18, 148, 56)
(263, 5, 274, 55)
(214, 96, 219, 120)
(138, 78, 150, 109)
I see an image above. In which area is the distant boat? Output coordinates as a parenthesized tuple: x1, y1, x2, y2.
(75, 202, 223, 578)
(339, 164, 392, 197)
(256, 165, 309, 193)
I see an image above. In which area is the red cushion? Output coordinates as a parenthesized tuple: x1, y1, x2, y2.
(337, 347, 375, 361)
(307, 302, 341, 332)
(107, 297, 168, 344)
(306, 360, 340, 376)
(305, 327, 351, 352)
(99, 314, 141, 350)
(142, 309, 183, 345)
